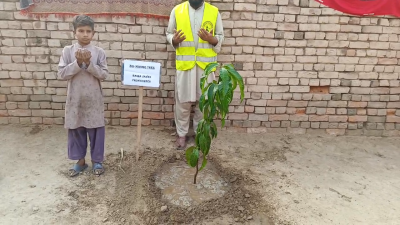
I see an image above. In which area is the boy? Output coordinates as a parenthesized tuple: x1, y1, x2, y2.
(57, 15, 108, 177)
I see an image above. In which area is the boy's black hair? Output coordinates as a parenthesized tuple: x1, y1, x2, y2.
(72, 15, 94, 31)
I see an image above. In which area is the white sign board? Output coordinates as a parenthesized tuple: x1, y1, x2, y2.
(122, 60, 161, 88)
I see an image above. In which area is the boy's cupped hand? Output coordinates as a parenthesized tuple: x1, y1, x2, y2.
(75, 49, 91, 66)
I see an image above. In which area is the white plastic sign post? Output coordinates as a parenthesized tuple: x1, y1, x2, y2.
(122, 60, 161, 161)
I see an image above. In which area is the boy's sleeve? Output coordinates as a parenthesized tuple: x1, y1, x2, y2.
(57, 47, 81, 80)
(86, 48, 108, 81)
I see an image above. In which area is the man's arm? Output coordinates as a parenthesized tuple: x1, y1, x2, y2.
(166, 7, 177, 49)
(57, 47, 81, 80)
(212, 12, 224, 54)
(86, 48, 108, 81)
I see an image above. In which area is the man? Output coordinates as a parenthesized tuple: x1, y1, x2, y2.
(166, 0, 224, 150)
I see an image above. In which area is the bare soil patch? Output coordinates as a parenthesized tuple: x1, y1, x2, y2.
(66, 149, 274, 224)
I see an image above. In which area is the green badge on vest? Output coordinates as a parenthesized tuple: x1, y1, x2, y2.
(202, 21, 213, 32)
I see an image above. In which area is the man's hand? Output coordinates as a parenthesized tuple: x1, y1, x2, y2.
(172, 29, 186, 46)
(198, 28, 218, 46)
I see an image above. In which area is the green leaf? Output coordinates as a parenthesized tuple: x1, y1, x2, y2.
(207, 83, 216, 108)
(204, 121, 210, 140)
(215, 102, 221, 118)
(202, 81, 213, 94)
(195, 120, 204, 147)
(197, 119, 204, 132)
(195, 132, 200, 146)
(200, 76, 206, 91)
(225, 63, 235, 70)
(231, 77, 237, 90)
(199, 156, 207, 171)
(199, 94, 206, 112)
(203, 134, 211, 156)
(221, 118, 226, 127)
(221, 96, 230, 115)
(189, 148, 199, 167)
(203, 102, 210, 119)
(204, 62, 219, 76)
(199, 134, 207, 154)
(225, 65, 244, 102)
(210, 122, 218, 138)
(220, 81, 230, 97)
(210, 104, 217, 119)
(185, 146, 196, 163)
(219, 68, 230, 82)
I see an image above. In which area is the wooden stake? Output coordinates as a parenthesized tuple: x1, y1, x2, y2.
(136, 86, 143, 161)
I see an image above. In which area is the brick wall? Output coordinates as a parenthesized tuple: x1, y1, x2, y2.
(1, 0, 400, 136)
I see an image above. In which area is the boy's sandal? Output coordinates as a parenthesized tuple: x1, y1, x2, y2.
(92, 163, 105, 175)
(69, 163, 88, 177)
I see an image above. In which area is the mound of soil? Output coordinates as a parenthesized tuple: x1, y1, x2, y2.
(61, 148, 275, 224)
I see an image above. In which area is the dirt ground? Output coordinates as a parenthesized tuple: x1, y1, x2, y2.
(0, 124, 399, 225)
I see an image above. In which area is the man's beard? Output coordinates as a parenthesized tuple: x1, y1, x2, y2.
(189, 0, 203, 8)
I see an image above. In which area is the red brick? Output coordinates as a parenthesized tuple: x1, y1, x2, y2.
(296, 108, 306, 114)
(110, 111, 121, 118)
(0, 95, 7, 102)
(387, 116, 400, 123)
(118, 104, 129, 111)
(248, 114, 268, 121)
(269, 114, 289, 121)
(244, 106, 254, 113)
(8, 109, 31, 117)
(387, 102, 400, 108)
(31, 117, 43, 124)
(108, 103, 119, 111)
(121, 112, 138, 119)
(289, 114, 309, 121)
(165, 112, 174, 119)
(329, 116, 348, 122)
(328, 101, 347, 108)
(348, 101, 367, 108)
(143, 97, 161, 104)
(387, 109, 396, 116)
(0, 110, 8, 117)
(32, 110, 53, 117)
(247, 99, 267, 106)
(348, 116, 367, 122)
(43, 118, 54, 125)
(120, 119, 131, 126)
(288, 101, 308, 107)
(228, 113, 248, 120)
(309, 115, 329, 122)
(143, 112, 164, 119)
(1, 80, 23, 87)
(267, 100, 287, 106)
(357, 109, 366, 115)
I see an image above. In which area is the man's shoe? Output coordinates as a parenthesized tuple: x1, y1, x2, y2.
(175, 136, 187, 150)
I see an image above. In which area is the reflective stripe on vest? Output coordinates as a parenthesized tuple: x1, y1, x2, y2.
(176, 55, 218, 62)
(175, 2, 219, 71)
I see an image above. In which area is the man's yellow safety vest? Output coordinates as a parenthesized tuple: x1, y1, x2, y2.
(175, 1, 219, 71)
